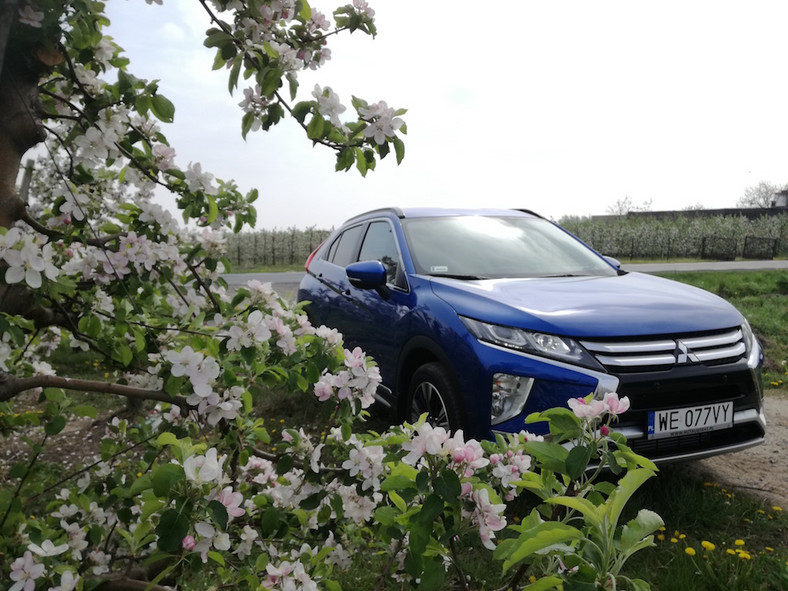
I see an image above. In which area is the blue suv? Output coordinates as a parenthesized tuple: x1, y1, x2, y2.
(297, 208, 765, 462)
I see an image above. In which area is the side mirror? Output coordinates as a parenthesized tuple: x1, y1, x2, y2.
(603, 256, 621, 270)
(346, 260, 388, 289)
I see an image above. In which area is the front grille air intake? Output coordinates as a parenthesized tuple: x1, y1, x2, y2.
(579, 327, 746, 372)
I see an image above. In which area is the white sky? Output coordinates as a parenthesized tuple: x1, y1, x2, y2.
(105, 0, 788, 229)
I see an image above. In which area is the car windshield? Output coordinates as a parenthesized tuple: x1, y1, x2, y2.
(401, 215, 618, 279)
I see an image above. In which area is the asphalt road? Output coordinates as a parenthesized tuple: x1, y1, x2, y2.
(222, 260, 788, 296)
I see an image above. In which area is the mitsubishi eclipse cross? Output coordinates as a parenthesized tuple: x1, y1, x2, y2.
(297, 208, 766, 463)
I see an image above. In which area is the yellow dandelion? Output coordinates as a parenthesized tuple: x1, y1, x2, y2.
(679, 534, 687, 540)
(657, 534, 665, 541)
(685, 547, 696, 556)
(137, 472, 142, 477)
(743, 518, 751, 523)
(738, 551, 751, 560)
(757, 509, 765, 515)
(529, 576, 537, 584)
(670, 537, 678, 543)
(734, 539, 745, 546)
(727, 549, 736, 555)
(280, 419, 285, 424)
(659, 526, 666, 532)
(765, 547, 774, 552)
(701, 541, 715, 551)
(773, 506, 783, 512)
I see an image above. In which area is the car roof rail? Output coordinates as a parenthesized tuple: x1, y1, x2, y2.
(512, 208, 544, 219)
(345, 207, 405, 223)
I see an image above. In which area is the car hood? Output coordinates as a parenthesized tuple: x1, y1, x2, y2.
(428, 272, 744, 337)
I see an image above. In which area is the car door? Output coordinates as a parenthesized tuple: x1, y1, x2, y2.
(334, 219, 415, 388)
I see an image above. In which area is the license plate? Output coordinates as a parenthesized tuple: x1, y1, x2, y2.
(648, 401, 733, 440)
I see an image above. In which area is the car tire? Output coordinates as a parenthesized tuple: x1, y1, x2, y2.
(407, 362, 464, 432)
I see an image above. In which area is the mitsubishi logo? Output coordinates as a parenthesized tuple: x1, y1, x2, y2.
(675, 340, 700, 364)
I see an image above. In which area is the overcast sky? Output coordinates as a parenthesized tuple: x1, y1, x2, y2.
(105, 0, 788, 229)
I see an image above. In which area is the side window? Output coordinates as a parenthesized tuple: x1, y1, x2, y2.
(327, 224, 364, 267)
(358, 221, 404, 288)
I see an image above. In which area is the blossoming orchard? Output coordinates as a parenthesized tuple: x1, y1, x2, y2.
(1, 2, 663, 590)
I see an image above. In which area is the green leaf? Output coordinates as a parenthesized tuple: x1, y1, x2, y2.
(44, 415, 66, 436)
(307, 114, 325, 139)
(276, 454, 294, 475)
(566, 444, 594, 480)
(208, 499, 229, 530)
(418, 494, 444, 526)
(374, 506, 398, 526)
(228, 55, 242, 92)
(119, 344, 133, 367)
(299, 0, 312, 20)
(621, 509, 663, 553)
(605, 468, 656, 529)
(72, 405, 97, 419)
(419, 556, 446, 591)
(524, 441, 568, 473)
(156, 432, 179, 448)
(208, 550, 225, 566)
(152, 463, 184, 497)
(292, 101, 313, 124)
(545, 496, 603, 531)
(434, 469, 462, 504)
(335, 147, 355, 171)
(129, 474, 152, 496)
(392, 135, 405, 164)
(203, 29, 235, 48)
(499, 522, 584, 571)
(388, 490, 407, 513)
(207, 196, 219, 224)
(355, 147, 367, 176)
(260, 507, 282, 537)
(156, 507, 191, 551)
(522, 576, 564, 590)
(151, 94, 175, 123)
(380, 474, 415, 492)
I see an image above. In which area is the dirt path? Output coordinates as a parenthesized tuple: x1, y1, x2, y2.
(681, 392, 788, 508)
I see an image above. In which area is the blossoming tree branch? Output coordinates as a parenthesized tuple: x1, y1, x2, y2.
(1, 2, 662, 590)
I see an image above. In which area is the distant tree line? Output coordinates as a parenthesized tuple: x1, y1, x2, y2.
(560, 213, 788, 260)
(224, 226, 333, 267)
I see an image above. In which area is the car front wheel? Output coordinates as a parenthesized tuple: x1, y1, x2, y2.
(407, 362, 464, 432)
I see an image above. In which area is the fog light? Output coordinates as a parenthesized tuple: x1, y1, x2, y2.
(491, 374, 534, 425)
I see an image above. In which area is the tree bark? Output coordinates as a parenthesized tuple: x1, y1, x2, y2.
(0, 372, 189, 406)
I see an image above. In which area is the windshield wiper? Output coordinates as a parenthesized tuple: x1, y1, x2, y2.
(428, 273, 488, 280)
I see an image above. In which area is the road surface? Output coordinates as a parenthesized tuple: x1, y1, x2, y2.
(222, 260, 788, 296)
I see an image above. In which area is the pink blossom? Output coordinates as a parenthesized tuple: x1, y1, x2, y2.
(182, 535, 196, 551)
(600, 425, 610, 437)
(567, 396, 607, 419)
(402, 423, 449, 465)
(603, 392, 631, 415)
(219, 486, 245, 518)
(470, 488, 507, 550)
(9, 551, 45, 591)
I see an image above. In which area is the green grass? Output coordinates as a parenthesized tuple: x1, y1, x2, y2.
(657, 270, 788, 387)
(619, 464, 788, 590)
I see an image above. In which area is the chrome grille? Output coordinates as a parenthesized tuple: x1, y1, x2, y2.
(580, 327, 746, 371)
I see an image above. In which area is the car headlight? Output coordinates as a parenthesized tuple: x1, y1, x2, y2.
(492, 374, 533, 425)
(741, 319, 761, 368)
(460, 316, 602, 369)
